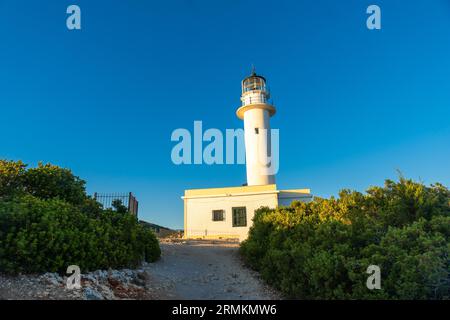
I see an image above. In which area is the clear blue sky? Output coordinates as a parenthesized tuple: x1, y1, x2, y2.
(1, 1, 449, 229)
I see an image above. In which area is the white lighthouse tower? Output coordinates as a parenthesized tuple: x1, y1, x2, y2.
(236, 69, 276, 186)
(182, 69, 312, 242)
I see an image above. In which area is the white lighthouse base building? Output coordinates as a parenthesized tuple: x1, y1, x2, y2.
(183, 184, 311, 242)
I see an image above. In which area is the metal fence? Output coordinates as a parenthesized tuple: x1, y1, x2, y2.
(93, 192, 139, 217)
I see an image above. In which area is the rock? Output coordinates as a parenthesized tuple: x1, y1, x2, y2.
(122, 269, 134, 278)
(132, 278, 146, 287)
(97, 284, 115, 300)
(107, 277, 121, 288)
(82, 274, 97, 284)
(40, 273, 63, 286)
(109, 270, 127, 283)
(137, 271, 147, 280)
(92, 270, 108, 281)
(84, 287, 104, 300)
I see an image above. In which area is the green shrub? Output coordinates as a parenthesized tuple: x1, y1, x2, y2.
(0, 160, 160, 274)
(240, 178, 450, 299)
(0, 160, 27, 198)
(23, 162, 87, 206)
(0, 195, 160, 274)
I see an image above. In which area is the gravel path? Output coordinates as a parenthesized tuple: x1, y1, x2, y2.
(143, 240, 279, 300)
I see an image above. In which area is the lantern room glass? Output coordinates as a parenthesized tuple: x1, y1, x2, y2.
(242, 76, 266, 93)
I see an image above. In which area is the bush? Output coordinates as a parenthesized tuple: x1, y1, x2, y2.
(0, 160, 160, 274)
(0, 160, 27, 198)
(23, 162, 87, 206)
(240, 178, 450, 299)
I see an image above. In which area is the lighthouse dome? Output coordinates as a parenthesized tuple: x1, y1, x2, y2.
(242, 71, 268, 95)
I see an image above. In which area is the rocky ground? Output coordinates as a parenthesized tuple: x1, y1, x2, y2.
(0, 239, 279, 300)
(0, 266, 158, 300)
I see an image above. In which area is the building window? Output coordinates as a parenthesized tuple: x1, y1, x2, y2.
(232, 207, 247, 227)
(255, 127, 259, 134)
(212, 210, 225, 221)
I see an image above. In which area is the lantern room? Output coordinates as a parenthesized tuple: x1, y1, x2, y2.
(240, 70, 271, 106)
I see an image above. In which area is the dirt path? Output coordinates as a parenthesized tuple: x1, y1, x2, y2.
(143, 240, 279, 300)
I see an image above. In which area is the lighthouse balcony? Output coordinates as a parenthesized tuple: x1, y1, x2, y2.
(241, 93, 269, 106)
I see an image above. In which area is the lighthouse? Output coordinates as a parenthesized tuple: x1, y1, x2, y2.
(182, 69, 311, 242)
(236, 69, 276, 186)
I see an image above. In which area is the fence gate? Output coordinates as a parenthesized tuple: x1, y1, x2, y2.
(93, 192, 139, 217)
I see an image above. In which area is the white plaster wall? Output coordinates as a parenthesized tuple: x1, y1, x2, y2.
(243, 108, 275, 186)
(185, 193, 278, 241)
